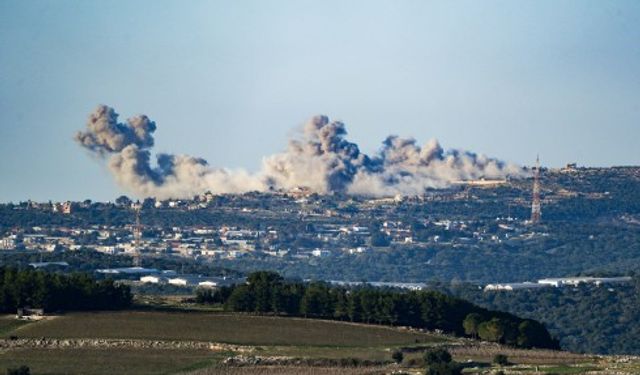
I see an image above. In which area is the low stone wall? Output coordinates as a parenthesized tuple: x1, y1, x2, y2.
(0, 338, 251, 352)
(222, 355, 391, 368)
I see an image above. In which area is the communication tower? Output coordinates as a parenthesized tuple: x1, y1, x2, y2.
(530, 156, 542, 224)
(132, 203, 142, 266)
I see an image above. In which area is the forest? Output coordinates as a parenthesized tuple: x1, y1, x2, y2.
(445, 277, 640, 355)
(0, 266, 132, 312)
(196, 271, 559, 350)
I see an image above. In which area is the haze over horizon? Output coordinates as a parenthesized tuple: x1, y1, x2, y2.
(1, 1, 639, 202)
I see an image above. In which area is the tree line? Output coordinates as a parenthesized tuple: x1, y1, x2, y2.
(0, 266, 132, 312)
(450, 277, 640, 355)
(196, 271, 559, 350)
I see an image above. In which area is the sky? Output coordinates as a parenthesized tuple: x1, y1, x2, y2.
(0, 0, 639, 202)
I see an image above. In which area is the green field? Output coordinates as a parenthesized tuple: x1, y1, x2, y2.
(0, 315, 29, 335)
(190, 366, 389, 375)
(0, 348, 222, 375)
(0, 311, 633, 375)
(7, 311, 442, 347)
(0, 311, 447, 374)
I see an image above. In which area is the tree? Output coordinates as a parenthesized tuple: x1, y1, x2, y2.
(493, 354, 509, 366)
(391, 350, 404, 364)
(424, 348, 452, 366)
(502, 320, 520, 347)
(142, 197, 156, 209)
(195, 288, 215, 304)
(423, 348, 461, 375)
(224, 285, 254, 312)
(358, 289, 378, 323)
(247, 271, 283, 313)
(379, 294, 399, 325)
(370, 231, 391, 247)
(517, 320, 558, 349)
(463, 313, 483, 338)
(0, 267, 131, 313)
(347, 291, 362, 322)
(478, 318, 506, 343)
(300, 282, 332, 318)
(425, 364, 461, 375)
(332, 288, 349, 320)
(115, 195, 132, 207)
(192, 270, 557, 351)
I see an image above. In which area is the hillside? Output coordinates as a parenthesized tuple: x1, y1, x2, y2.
(1, 311, 635, 375)
(3, 167, 640, 285)
(446, 279, 640, 355)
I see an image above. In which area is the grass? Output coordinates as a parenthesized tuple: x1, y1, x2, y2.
(0, 311, 621, 375)
(189, 366, 389, 375)
(448, 346, 593, 365)
(0, 315, 29, 335)
(0, 348, 224, 375)
(254, 345, 394, 361)
(509, 365, 600, 374)
(7, 311, 445, 347)
(0, 311, 445, 374)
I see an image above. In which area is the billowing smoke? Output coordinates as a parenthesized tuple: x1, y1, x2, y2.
(74, 105, 262, 199)
(75, 106, 156, 154)
(75, 105, 525, 199)
(262, 115, 372, 194)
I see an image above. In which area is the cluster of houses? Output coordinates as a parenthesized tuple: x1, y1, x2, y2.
(0, 217, 421, 261)
(1, 189, 559, 265)
(484, 276, 633, 291)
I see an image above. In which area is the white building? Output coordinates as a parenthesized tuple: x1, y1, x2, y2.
(0, 236, 17, 250)
(348, 247, 369, 255)
(167, 275, 230, 287)
(168, 275, 202, 286)
(537, 277, 632, 287)
(198, 280, 218, 288)
(140, 275, 167, 284)
(484, 282, 551, 292)
(95, 246, 120, 255)
(311, 249, 331, 257)
(97, 267, 159, 275)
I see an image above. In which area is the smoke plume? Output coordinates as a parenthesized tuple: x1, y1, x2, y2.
(76, 105, 525, 199)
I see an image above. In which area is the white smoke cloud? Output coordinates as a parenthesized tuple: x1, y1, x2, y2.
(75, 105, 526, 199)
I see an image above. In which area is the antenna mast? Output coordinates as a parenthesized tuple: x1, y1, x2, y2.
(530, 155, 542, 224)
(133, 203, 142, 266)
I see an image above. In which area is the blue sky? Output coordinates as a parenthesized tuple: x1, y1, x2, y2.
(1, 0, 639, 202)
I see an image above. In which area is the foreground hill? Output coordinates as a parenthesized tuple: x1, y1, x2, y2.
(1, 311, 631, 375)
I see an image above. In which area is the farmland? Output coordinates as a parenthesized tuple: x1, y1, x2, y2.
(0, 316, 29, 335)
(6, 311, 442, 347)
(1, 311, 640, 374)
(0, 348, 222, 375)
(0, 311, 446, 374)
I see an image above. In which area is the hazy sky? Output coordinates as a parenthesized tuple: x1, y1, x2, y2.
(1, 1, 639, 202)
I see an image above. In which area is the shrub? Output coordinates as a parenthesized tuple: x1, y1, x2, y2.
(423, 348, 462, 375)
(424, 348, 452, 366)
(392, 350, 404, 364)
(405, 357, 423, 367)
(425, 362, 462, 375)
(6, 366, 30, 375)
(493, 354, 509, 366)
